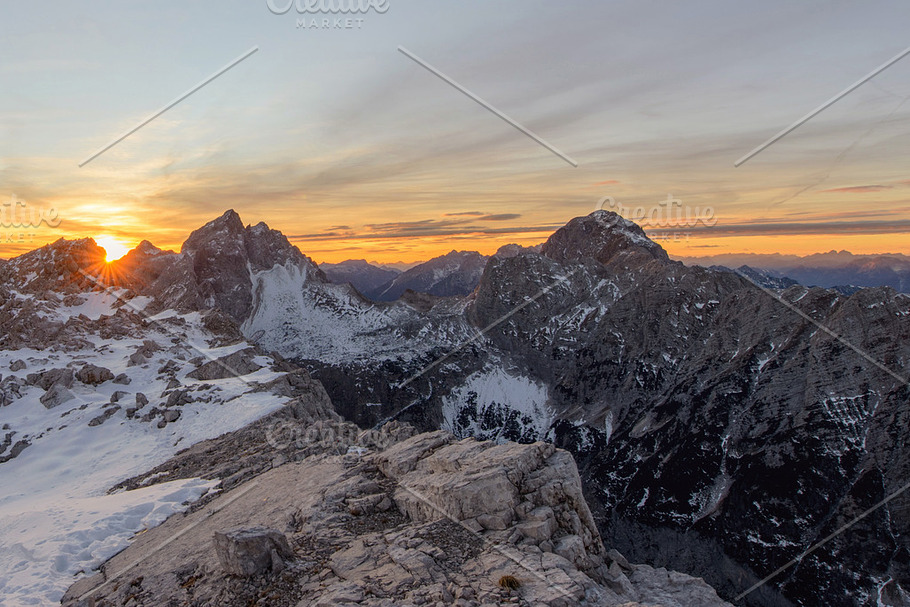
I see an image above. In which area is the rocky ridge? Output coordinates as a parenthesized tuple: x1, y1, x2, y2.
(63, 430, 730, 607)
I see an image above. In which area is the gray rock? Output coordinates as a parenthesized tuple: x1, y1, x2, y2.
(9, 360, 25, 372)
(212, 527, 293, 577)
(76, 364, 114, 385)
(186, 348, 263, 381)
(88, 406, 120, 427)
(40, 383, 75, 409)
(29, 367, 74, 391)
(112, 373, 131, 385)
(165, 390, 190, 408)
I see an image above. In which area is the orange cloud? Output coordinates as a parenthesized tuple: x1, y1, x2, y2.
(820, 185, 892, 194)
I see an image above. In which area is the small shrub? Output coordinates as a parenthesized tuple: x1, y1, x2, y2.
(499, 575, 521, 590)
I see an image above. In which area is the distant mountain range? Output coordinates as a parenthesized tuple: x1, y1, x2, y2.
(319, 259, 401, 296)
(321, 248, 910, 302)
(321, 250, 489, 301)
(680, 251, 910, 293)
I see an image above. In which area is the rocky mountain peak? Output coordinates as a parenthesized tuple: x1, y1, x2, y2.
(181, 209, 245, 257)
(132, 240, 167, 257)
(541, 210, 669, 267)
(1, 237, 107, 295)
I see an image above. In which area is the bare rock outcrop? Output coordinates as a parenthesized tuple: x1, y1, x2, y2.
(63, 431, 730, 607)
(213, 527, 294, 576)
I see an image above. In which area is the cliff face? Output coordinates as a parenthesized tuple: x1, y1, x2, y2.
(63, 429, 731, 607)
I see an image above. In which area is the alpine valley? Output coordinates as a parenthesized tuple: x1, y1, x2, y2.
(1, 209, 908, 606)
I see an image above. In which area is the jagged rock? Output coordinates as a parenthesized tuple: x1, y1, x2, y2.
(212, 527, 293, 577)
(64, 432, 730, 607)
(112, 373, 131, 385)
(88, 406, 120, 427)
(186, 348, 262, 381)
(162, 409, 181, 423)
(9, 359, 25, 372)
(157, 360, 179, 375)
(28, 367, 74, 391)
(165, 390, 190, 408)
(135, 392, 149, 407)
(40, 383, 75, 409)
(109, 390, 129, 403)
(76, 364, 114, 385)
(0, 439, 30, 463)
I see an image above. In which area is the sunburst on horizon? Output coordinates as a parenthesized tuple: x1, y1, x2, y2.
(95, 236, 131, 263)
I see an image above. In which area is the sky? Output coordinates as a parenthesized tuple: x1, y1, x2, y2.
(2, 0, 910, 263)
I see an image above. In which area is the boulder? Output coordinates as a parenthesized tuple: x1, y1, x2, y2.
(29, 367, 74, 391)
(212, 527, 293, 577)
(40, 383, 75, 409)
(76, 364, 114, 385)
(112, 373, 131, 385)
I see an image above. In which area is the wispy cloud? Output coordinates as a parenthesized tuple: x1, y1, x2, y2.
(820, 185, 893, 193)
(664, 219, 910, 237)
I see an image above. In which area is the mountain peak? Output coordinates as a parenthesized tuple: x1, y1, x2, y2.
(541, 210, 669, 267)
(1, 237, 107, 295)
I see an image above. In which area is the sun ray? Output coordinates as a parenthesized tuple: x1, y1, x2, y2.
(95, 236, 131, 263)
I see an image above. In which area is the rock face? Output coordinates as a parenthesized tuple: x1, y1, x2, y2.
(63, 431, 730, 607)
(375, 432, 608, 578)
(178, 211, 327, 322)
(213, 527, 294, 576)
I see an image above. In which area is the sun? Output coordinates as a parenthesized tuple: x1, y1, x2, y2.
(95, 236, 131, 263)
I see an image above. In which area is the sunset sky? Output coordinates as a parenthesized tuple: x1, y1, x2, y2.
(2, 1, 910, 263)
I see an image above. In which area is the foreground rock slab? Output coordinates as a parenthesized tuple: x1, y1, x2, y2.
(62, 431, 731, 607)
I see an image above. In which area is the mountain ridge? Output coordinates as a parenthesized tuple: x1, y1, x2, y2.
(2, 210, 908, 605)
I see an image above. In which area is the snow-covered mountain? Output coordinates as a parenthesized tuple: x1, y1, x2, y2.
(366, 250, 489, 301)
(319, 259, 401, 296)
(0, 233, 336, 604)
(3, 209, 909, 606)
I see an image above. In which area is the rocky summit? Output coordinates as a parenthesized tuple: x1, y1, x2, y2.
(62, 428, 730, 607)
